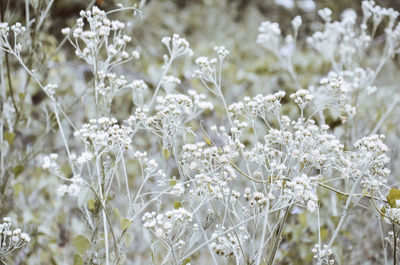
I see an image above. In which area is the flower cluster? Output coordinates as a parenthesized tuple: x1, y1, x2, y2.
(74, 117, 133, 151)
(210, 227, 248, 258)
(142, 208, 193, 239)
(62, 6, 139, 106)
(181, 124, 245, 195)
(244, 188, 275, 210)
(161, 75, 181, 93)
(193, 56, 217, 82)
(284, 173, 318, 212)
(56, 176, 84, 197)
(43, 83, 58, 100)
(63, 6, 138, 68)
(0, 22, 26, 55)
(42, 153, 59, 170)
(256, 21, 281, 53)
(228, 91, 285, 122)
(193, 46, 229, 85)
(130, 80, 148, 106)
(0, 217, 30, 259)
(290, 89, 313, 109)
(144, 91, 213, 150)
(96, 72, 129, 99)
(161, 33, 193, 61)
(312, 244, 334, 264)
(352, 135, 389, 190)
(307, 8, 370, 69)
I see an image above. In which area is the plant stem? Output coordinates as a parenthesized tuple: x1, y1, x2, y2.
(394, 222, 397, 265)
(266, 206, 290, 265)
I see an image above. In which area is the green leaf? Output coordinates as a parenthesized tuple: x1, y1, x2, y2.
(381, 206, 386, 217)
(4, 132, 15, 145)
(163, 149, 171, 159)
(121, 218, 131, 231)
(169, 180, 177, 186)
(204, 135, 212, 146)
(73, 254, 83, 265)
(18, 92, 25, 101)
(182, 257, 191, 265)
(387, 188, 400, 208)
(113, 208, 122, 220)
(13, 165, 24, 178)
(174, 201, 182, 209)
(13, 183, 23, 196)
(320, 228, 328, 241)
(72, 235, 91, 255)
(124, 232, 133, 248)
(87, 198, 97, 212)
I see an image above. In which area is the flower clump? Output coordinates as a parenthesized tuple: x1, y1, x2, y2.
(74, 117, 133, 151)
(0, 217, 30, 259)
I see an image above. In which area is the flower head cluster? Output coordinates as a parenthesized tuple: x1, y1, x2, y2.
(182, 136, 242, 198)
(130, 80, 148, 106)
(125, 107, 149, 129)
(284, 173, 318, 212)
(290, 89, 313, 109)
(43, 83, 58, 100)
(96, 72, 129, 100)
(0, 217, 30, 259)
(162, 33, 193, 62)
(385, 206, 400, 224)
(263, 118, 345, 171)
(352, 134, 389, 190)
(74, 117, 133, 151)
(0, 22, 26, 54)
(210, 226, 248, 258)
(161, 75, 181, 93)
(311, 68, 377, 118)
(193, 56, 217, 82)
(361, 0, 399, 29)
(56, 176, 84, 197)
(142, 208, 193, 239)
(193, 46, 230, 84)
(257, 21, 281, 53)
(213, 46, 230, 61)
(228, 91, 285, 122)
(307, 7, 370, 69)
(144, 92, 213, 149)
(312, 244, 334, 264)
(244, 188, 275, 210)
(133, 151, 165, 180)
(62, 6, 139, 104)
(42, 153, 59, 171)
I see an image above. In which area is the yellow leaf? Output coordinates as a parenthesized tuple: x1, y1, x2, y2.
(72, 235, 90, 255)
(204, 135, 212, 146)
(13, 165, 24, 178)
(13, 183, 23, 196)
(163, 149, 171, 159)
(4, 132, 15, 145)
(174, 201, 182, 209)
(387, 188, 400, 208)
(87, 198, 97, 212)
(121, 218, 131, 231)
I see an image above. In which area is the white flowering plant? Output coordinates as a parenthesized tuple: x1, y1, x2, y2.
(1, 0, 400, 264)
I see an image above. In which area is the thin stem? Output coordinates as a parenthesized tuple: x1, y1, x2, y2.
(394, 222, 397, 265)
(266, 206, 290, 265)
(53, 103, 75, 175)
(148, 58, 173, 108)
(327, 177, 361, 248)
(120, 152, 132, 205)
(96, 154, 109, 265)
